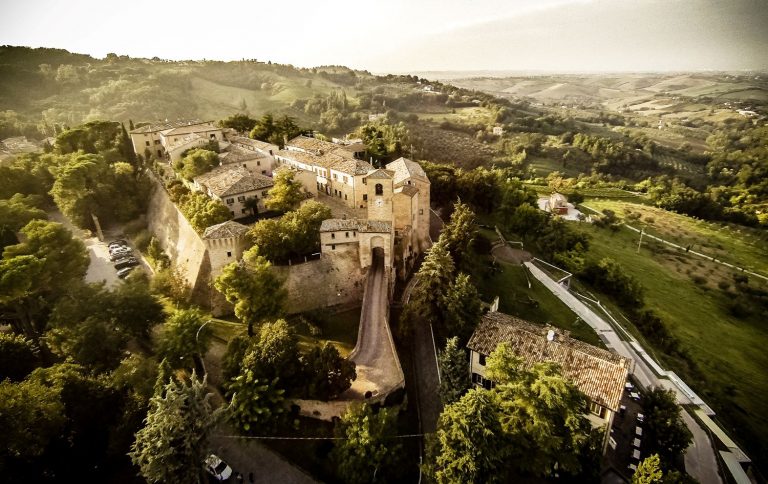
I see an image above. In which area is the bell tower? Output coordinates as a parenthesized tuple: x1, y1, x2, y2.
(365, 169, 394, 221)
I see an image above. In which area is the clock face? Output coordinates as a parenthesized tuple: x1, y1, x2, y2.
(375, 198, 383, 207)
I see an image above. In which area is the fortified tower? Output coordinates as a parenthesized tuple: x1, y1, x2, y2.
(365, 169, 395, 221)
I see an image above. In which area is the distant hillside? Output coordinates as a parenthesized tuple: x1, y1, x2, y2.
(0, 46, 383, 129)
(443, 73, 768, 106)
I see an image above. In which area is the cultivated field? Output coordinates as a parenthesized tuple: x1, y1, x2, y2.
(569, 203, 768, 463)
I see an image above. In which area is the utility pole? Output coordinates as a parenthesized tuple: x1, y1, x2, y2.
(636, 225, 645, 254)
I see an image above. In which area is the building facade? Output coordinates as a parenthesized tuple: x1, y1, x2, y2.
(467, 310, 631, 451)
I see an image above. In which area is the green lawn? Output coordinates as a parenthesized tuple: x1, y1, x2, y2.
(583, 199, 768, 276)
(571, 220, 768, 462)
(475, 260, 601, 346)
(292, 307, 361, 357)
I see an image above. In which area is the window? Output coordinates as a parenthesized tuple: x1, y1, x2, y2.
(333, 173, 338, 180)
(478, 354, 486, 366)
(243, 164, 247, 168)
(261, 170, 267, 175)
(227, 251, 232, 257)
(241, 208, 247, 214)
(237, 196, 245, 202)
(174, 137, 178, 142)
(588, 401, 605, 418)
(226, 198, 234, 204)
(344, 194, 347, 200)
(331, 244, 336, 250)
(331, 233, 335, 239)
(363, 194, 368, 201)
(262, 191, 268, 197)
(419, 209, 424, 215)
(154, 140, 161, 145)
(471, 373, 482, 384)
(157, 149, 162, 157)
(375, 183, 383, 195)
(145, 141, 150, 147)
(345, 232, 349, 238)
(210, 133, 216, 139)
(343, 175, 348, 183)
(257, 161, 261, 166)
(408, 180, 412, 185)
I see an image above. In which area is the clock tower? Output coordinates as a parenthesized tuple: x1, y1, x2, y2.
(365, 169, 394, 221)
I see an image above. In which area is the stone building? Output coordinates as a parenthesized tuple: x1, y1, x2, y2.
(467, 310, 631, 452)
(275, 135, 374, 209)
(129, 119, 221, 160)
(193, 165, 274, 219)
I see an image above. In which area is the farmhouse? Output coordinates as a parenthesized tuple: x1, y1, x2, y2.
(467, 310, 631, 451)
(129, 119, 222, 159)
(193, 165, 274, 219)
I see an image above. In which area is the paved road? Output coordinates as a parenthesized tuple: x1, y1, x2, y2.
(524, 261, 721, 484)
(341, 249, 404, 400)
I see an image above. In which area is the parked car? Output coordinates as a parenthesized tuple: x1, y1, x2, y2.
(204, 454, 233, 481)
(109, 249, 133, 261)
(114, 257, 139, 270)
(109, 244, 131, 254)
(116, 266, 134, 279)
(108, 239, 128, 248)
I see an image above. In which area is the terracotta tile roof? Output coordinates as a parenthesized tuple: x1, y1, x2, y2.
(320, 218, 391, 233)
(129, 119, 207, 134)
(395, 185, 419, 197)
(467, 312, 630, 411)
(195, 165, 273, 198)
(386, 157, 429, 185)
(277, 148, 373, 176)
(202, 220, 249, 239)
(166, 133, 204, 152)
(285, 135, 341, 154)
(230, 136, 277, 152)
(220, 144, 268, 164)
(365, 169, 394, 180)
(162, 123, 220, 136)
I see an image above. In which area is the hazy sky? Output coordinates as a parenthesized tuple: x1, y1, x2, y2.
(1, 0, 766, 72)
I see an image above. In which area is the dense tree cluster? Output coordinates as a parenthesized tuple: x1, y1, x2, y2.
(265, 169, 306, 213)
(165, 180, 231, 233)
(247, 200, 331, 263)
(249, 113, 303, 147)
(426, 342, 598, 482)
(174, 148, 218, 180)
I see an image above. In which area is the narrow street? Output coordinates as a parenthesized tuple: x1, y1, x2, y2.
(340, 248, 404, 400)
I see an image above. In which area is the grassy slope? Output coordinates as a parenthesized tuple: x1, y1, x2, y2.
(570, 207, 768, 461)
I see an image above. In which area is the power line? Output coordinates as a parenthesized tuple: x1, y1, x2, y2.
(212, 433, 428, 441)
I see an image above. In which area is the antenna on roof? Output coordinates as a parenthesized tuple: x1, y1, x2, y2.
(546, 330, 555, 342)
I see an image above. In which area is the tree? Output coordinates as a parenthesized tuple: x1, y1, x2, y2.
(438, 337, 470, 405)
(441, 273, 483, 344)
(248, 200, 331, 262)
(331, 404, 401, 484)
(130, 373, 225, 484)
(302, 342, 356, 400)
(150, 267, 191, 306)
(643, 388, 692, 468)
(410, 238, 455, 324)
(219, 114, 257, 133)
(179, 191, 232, 233)
(245, 319, 301, 383)
(427, 389, 509, 484)
(46, 316, 127, 372)
(226, 369, 285, 433)
(221, 334, 251, 383)
(0, 378, 65, 467)
(441, 200, 477, 270)
(265, 169, 305, 213)
(0, 194, 47, 247)
(214, 253, 285, 336)
(249, 114, 302, 147)
(428, 343, 595, 480)
(633, 454, 664, 484)
(0, 333, 39, 381)
(156, 308, 213, 371)
(175, 149, 218, 180)
(0, 220, 88, 339)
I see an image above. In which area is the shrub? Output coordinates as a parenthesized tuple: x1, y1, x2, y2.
(132, 229, 152, 252)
